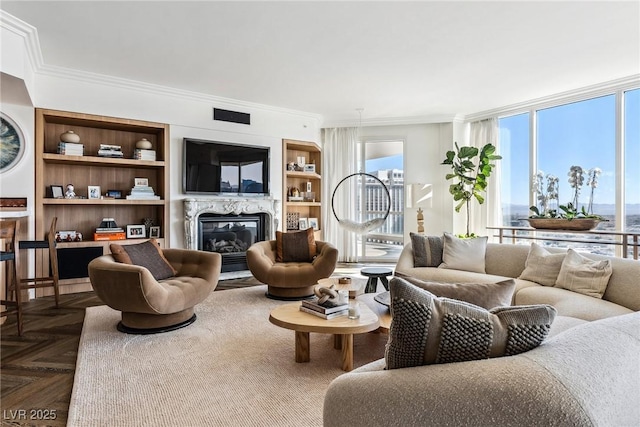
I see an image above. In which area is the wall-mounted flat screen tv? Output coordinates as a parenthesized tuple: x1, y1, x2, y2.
(183, 138, 270, 195)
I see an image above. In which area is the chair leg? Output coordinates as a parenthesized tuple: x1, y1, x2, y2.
(53, 278, 60, 308)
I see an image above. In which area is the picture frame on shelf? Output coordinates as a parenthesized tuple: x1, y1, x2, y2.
(88, 185, 101, 200)
(134, 177, 149, 187)
(303, 164, 316, 173)
(50, 185, 64, 199)
(299, 218, 308, 230)
(106, 189, 122, 199)
(309, 218, 319, 230)
(149, 226, 160, 238)
(126, 224, 146, 239)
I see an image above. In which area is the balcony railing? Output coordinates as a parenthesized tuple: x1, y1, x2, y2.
(487, 226, 640, 260)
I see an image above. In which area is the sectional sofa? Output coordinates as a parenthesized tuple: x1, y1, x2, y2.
(323, 242, 640, 426)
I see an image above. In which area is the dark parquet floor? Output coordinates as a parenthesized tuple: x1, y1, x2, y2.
(0, 279, 260, 427)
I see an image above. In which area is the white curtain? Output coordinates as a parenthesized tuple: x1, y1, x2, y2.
(321, 127, 358, 262)
(469, 118, 500, 236)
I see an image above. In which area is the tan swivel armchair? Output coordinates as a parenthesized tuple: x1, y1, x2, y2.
(246, 240, 338, 299)
(88, 248, 221, 334)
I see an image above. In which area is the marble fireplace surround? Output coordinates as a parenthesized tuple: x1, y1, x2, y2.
(184, 197, 280, 251)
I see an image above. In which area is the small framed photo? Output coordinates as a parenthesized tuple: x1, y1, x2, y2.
(126, 224, 146, 239)
(149, 226, 160, 238)
(303, 164, 316, 173)
(309, 218, 319, 230)
(298, 218, 308, 230)
(134, 177, 149, 187)
(88, 185, 101, 199)
(106, 189, 122, 199)
(50, 185, 64, 199)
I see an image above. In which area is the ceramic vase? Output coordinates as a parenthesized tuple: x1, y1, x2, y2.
(60, 130, 80, 143)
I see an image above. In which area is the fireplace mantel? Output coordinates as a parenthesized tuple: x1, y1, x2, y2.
(184, 197, 280, 250)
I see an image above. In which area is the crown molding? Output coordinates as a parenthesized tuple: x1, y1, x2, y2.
(322, 114, 464, 128)
(0, 11, 44, 72)
(37, 64, 323, 121)
(1, 11, 321, 121)
(464, 74, 640, 122)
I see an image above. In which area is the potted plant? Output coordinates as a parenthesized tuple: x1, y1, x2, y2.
(442, 142, 502, 237)
(527, 166, 606, 230)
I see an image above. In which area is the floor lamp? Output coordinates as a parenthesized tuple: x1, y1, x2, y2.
(406, 183, 433, 234)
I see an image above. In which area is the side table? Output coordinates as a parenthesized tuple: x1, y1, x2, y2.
(360, 267, 393, 293)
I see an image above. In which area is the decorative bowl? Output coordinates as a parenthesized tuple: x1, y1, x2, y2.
(526, 218, 600, 231)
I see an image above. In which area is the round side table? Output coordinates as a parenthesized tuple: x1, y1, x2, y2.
(360, 267, 393, 293)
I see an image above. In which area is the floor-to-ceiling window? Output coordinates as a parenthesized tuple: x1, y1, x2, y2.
(499, 113, 530, 226)
(625, 89, 640, 239)
(356, 140, 404, 262)
(497, 86, 638, 256)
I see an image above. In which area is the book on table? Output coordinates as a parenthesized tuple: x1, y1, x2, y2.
(299, 306, 348, 319)
(301, 298, 348, 314)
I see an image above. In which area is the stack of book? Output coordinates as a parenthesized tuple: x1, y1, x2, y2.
(97, 144, 124, 158)
(58, 142, 84, 156)
(126, 184, 160, 200)
(93, 218, 126, 240)
(300, 298, 348, 319)
(133, 149, 156, 161)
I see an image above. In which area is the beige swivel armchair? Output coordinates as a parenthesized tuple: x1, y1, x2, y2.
(246, 240, 338, 299)
(88, 248, 221, 334)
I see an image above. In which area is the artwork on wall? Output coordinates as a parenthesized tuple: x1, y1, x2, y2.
(0, 112, 26, 173)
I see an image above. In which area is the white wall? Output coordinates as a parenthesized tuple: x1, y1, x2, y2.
(358, 122, 466, 241)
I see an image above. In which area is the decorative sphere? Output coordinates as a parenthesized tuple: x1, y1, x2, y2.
(136, 138, 152, 149)
(60, 130, 80, 143)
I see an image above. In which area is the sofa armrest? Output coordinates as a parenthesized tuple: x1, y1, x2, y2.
(162, 248, 221, 283)
(312, 241, 338, 275)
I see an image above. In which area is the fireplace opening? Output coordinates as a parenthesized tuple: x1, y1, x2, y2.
(198, 213, 268, 272)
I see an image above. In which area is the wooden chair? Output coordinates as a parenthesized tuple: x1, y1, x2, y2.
(0, 219, 23, 335)
(17, 217, 60, 307)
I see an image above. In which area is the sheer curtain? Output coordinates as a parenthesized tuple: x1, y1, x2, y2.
(321, 127, 358, 262)
(469, 118, 500, 236)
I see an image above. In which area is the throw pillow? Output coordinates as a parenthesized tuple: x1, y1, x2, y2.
(518, 243, 566, 286)
(555, 249, 612, 299)
(409, 233, 443, 267)
(395, 273, 515, 309)
(385, 277, 556, 369)
(438, 232, 488, 273)
(275, 228, 317, 262)
(110, 238, 177, 281)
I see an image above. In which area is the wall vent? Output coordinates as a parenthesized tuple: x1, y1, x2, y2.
(213, 108, 250, 125)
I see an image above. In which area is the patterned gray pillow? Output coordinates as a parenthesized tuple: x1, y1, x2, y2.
(410, 233, 443, 267)
(385, 277, 557, 369)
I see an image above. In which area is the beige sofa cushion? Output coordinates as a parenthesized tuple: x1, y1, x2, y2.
(395, 273, 515, 309)
(516, 285, 633, 321)
(385, 277, 556, 369)
(555, 249, 612, 298)
(518, 243, 566, 286)
(439, 233, 488, 273)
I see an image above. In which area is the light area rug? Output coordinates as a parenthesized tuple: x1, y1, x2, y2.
(68, 285, 388, 427)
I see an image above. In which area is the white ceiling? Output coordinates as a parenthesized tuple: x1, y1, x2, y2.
(2, 1, 639, 124)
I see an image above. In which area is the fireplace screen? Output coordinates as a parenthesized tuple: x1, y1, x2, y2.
(198, 213, 266, 272)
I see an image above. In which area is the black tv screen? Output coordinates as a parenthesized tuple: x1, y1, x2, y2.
(183, 138, 270, 195)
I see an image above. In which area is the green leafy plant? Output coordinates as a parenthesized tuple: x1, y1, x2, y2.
(442, 142, 502, 237)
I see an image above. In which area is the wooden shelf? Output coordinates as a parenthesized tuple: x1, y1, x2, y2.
(285, 201, 322, 207)
(285, 171, 321, 180)
(42, 153, 165, 168)
(35, 108, 170, 295)
(283, 139, 323, 238)
(43, 198, 165, 205)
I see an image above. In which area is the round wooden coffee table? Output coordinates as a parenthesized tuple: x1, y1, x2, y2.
(358, 292, 392, 333)
(269, 302, 379, 371)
